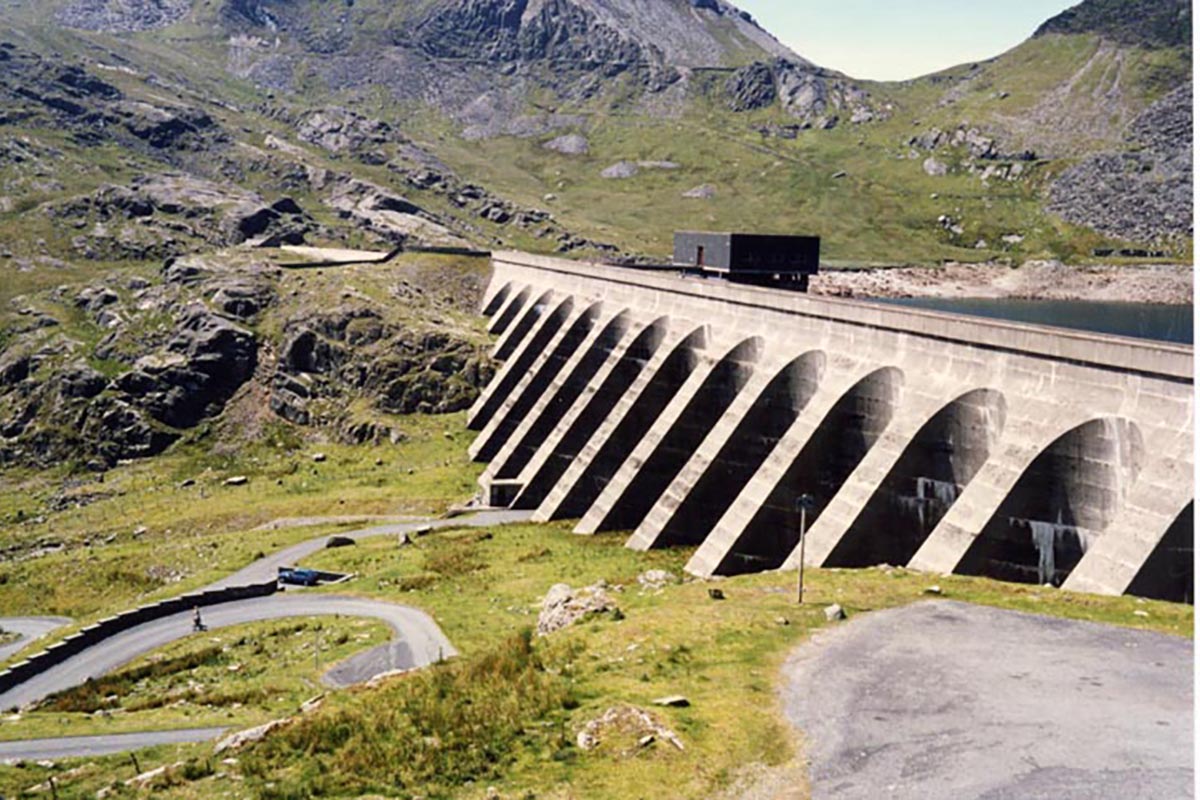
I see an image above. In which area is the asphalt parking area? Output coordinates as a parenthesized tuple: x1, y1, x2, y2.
(782, 600, 1192, 800)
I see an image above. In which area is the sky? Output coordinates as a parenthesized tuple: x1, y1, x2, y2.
(733, 0, 1081, 81)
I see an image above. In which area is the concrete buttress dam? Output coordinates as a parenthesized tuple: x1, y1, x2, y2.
(469, 252, 1195, 602)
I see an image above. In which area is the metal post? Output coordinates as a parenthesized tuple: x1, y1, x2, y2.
(797, 505, 807, 604)
(795, 493, 814, 605)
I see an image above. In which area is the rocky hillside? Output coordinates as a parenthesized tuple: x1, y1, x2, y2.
(0, 250, 494, 470)
(1047, 81, 1192, 243)
(1034, 0, 1191, 47)
(0, 0, 1191, 469)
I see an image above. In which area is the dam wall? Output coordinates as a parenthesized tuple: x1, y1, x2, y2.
(470, 251, 1194, 601)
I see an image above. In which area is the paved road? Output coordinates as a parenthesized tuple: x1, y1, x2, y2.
(782, 600, 1193, 800)
(0, 728, 229, 763)
(0, 595, 457, 710)
(0, 618, 71, 663)
(207, 509, 531, 590)
(0, 508, 532, 715)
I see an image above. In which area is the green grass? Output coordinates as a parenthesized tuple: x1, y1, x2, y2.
(0, 517, 1189, 799)
(0, 412, 478, 631)
(0, 617, 390, 743)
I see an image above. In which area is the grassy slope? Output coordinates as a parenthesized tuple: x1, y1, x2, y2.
(0, 516, 1188, 798)
(414, 30, 1192, 265)
(1, 4, 1191, 269)
(0, 413, 480, 629)
(0, 616, 391, 742)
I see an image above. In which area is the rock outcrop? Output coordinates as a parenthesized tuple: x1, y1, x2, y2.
(724, 59, 876, 126)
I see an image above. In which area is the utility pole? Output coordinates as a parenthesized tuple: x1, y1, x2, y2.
(796, 494, 815, 604)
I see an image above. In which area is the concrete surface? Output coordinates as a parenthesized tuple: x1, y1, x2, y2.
(0, 618, 71, 663)
(781, 601, 1193, 800)
(474, 252, 1193, 598)
(0, 728, 228, 763)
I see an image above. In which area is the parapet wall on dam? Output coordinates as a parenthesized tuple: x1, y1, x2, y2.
(469, 251, 1194, 602)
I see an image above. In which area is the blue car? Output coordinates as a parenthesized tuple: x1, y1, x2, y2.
(278, 567, 320, 587)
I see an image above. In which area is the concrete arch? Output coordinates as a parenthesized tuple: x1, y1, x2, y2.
(646, 351, 827, 548)
(469, 294, 571, 431)
(472, 303, 604, 463)
(494, 290, 555, 361)
(494, 311, 633, 481)
(542, 326, 711, 519)
(714, 366, 905, 576)
(586, 337, 767, 533)
(489, 285, 531, 336)
(1126, 501, 1193, 604)
(482, 281, 514, 318)
(825, 388, 1008, 568)
(956, 417, 1145, 587)
(510, 317, 677, 509)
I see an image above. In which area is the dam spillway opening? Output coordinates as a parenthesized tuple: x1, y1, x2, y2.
(488, 285, 531, 335)
(1126, 502, 1194, 604)
(471, 294, 572, 431)
(473, 302, 603, 463)
(545, 326, 709, 519)
(493, 310, 632, 481)
(510, 317, 675, 509)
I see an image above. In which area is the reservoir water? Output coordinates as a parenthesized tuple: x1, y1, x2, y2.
(871, 297, 1193, 345)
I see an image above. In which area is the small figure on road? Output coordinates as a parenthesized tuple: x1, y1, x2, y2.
(192, 606, 205, 632)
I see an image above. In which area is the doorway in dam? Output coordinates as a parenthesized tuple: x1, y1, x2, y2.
(956, 417, 1144, 587)
(593, 337, 766, 532)
(1126, 502, 1193, 604)
(654, 352, 826, 546)
(548, 328, 709, 518)
(470, 295, 571, 431)
(826, 389, 1006, 568)
(474, 303, 602, 462)
(510, 319, 679, 509)
(495, 312, 631, 481)
(717, 367, 904, 575)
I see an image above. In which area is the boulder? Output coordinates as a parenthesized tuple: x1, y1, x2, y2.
(824, 603, 846, 621)
(601, 161, 639, 179)
(576, 705, 685, 753)
(214, 719, 289, 753)
(543, 134, 589, 155)
(537, 582, 618, 636)
(637, 569, 677, 590)
(725, 62, 776, 111)
(57, 362, 106, 399)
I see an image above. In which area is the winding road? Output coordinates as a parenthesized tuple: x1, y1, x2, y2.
(0, 509, 532, 760)
(0, 617, 71, 664)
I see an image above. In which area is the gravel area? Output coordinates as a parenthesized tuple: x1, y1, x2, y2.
(811, 261, 1193, 304)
